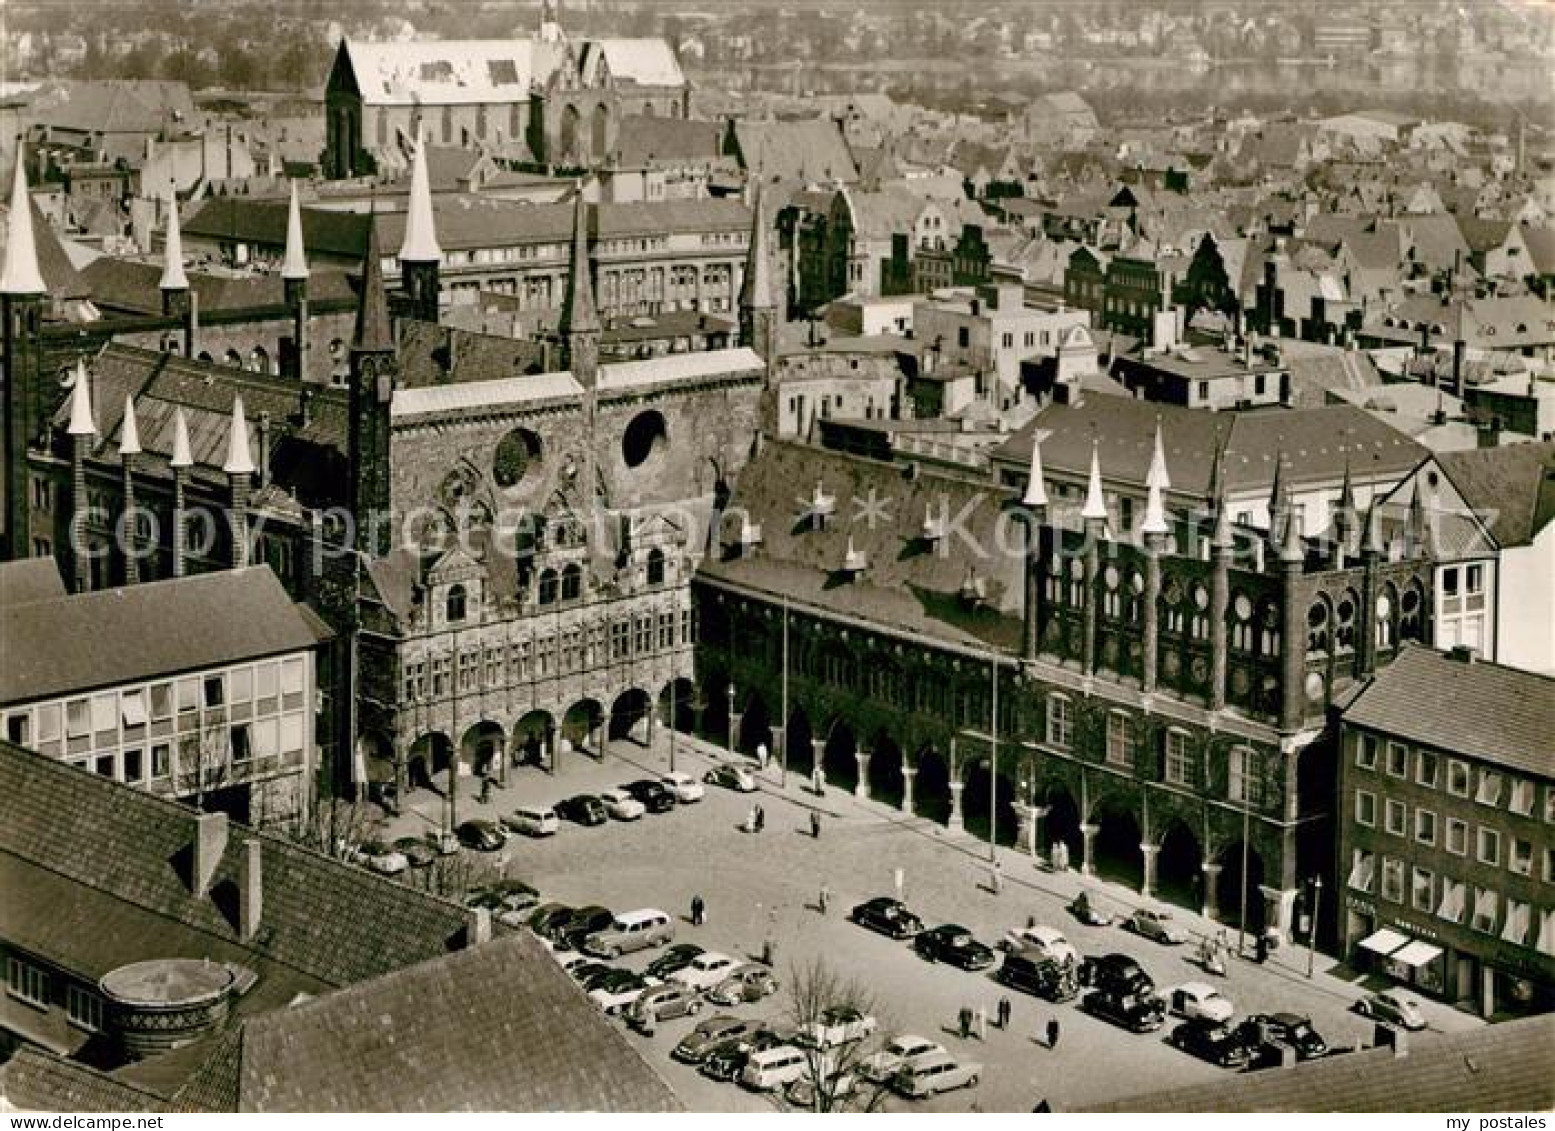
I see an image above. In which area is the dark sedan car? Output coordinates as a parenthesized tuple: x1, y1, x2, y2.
(573, 963, 624, 992)
(699, 1027, 795, 1082)
(672, 1015, 767, 1064)
(646, 942, 705, 981)
(392, 835, 437, 868)
(455, 819, 506, 852)
(1169, 1018, 1261, 1068)
(913, 924, 996, 970)
(556, 905, 615, 951)
(555, 794, 608, 827)
(622, 779, 677, 814)
(850, 897, 924, 939)
(1081, 953, 1155, 997)
(1246, 1013, 1329, 1059)
(1082, 989, 1167, 1033)
(528, 902, 575, 940)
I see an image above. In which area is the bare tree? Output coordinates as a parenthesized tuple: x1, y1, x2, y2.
(422, 849, 506, 902)
(782, 958, 893, 1113)
(283, 794, 383, 864)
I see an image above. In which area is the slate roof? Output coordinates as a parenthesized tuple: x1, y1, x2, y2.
(0, 565, 329, 703)
(172, 932, 682, 1113)
(78, 257, 357, 316)
(0, 1047, 166, 1113)
(1084, 1012, 1555, 1113)
(614, 115, 722, 166)
(1342, 645, 1555, 776)
(25, 80, 195, 136)
(0, 557, 67, 608)
(730, 119, 859, 184)
(1436, 440, 1555, 549)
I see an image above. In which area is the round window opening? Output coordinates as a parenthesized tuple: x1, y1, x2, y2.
(493, 428, 543, 489)
(622, 411, 668, 469)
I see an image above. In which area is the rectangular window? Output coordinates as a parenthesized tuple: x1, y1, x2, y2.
(1164, 730, 1195, 787)
(1501, 899, 1531, 946)
(177, 678, 199, 714)
(150, 682, 174, 720)
(1447, 759, 1470, 797)
(231, 724, 252, 763)
(35, 703, 60, 743)
(1415, 751, 1438, 789)
(66, 698, 91, 738)
(279, 714, 305, 756)
(1385, 742, 1408, 778)
(1545, 846, 1555, 884)
(120, 690, 148, 728)
(203, 675, 225, 708)
(1436, 878, 1466, 924)
(1045, 697, 1072, 749)
(67, 985, 103, 1032)
(1228, 747, 1262, 807)
(230, 666, 253, 703)
(1411, 867, 1434, 912)
(1347, 848, 1375, 893)
(1355, 733, 1377, 770)
(1509, 779, 1534, 817)
(1380, 857, 1405, 903)
(1413, 808, 1436, 846)
(1385, 799, 1407, 836)
(7, 957, 47, 1007)
(1476, 770, 1503, 807)
(255, 662, 278, 702)
(1510, 837, 1533, 876)
(1355, 790, 1376, 827)
(1105, 712, 1134, 767)
(1446, 817, 1468, 855)
(123, 748, 144, 784)
(94, 753, 115, 778)
(254, 718, 279, 759)
(1471, 888, 1499, 934)
(1478, 826, 1501, 866)
(1546, 786, 1555, 824)
(151, 742, 171, 779)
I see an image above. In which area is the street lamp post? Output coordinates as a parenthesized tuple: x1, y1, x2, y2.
(668, 681, 678, 774)
(726, 682, 736, 756)
(1307, 876, 1323, 978)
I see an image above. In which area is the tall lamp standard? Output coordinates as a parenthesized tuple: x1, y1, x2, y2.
(1307, 876, 1323, 978)
(726, 682, 736, 756)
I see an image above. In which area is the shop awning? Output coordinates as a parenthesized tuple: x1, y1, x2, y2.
(1392, 940, 1443, 967)
(1358, 927, 1410, 956)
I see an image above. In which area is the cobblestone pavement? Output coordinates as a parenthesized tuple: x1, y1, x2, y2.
(380, 731, 1485, 1113)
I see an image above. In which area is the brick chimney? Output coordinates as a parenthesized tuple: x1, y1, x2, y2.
(192, 811, 228, 896)
(238, 838, 263, 941)
(467, 906, 492, 948)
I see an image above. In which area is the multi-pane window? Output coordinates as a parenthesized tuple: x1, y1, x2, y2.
(1355, 733, 1377, 770)
(1385, 742, 1408, 777)
(67, 984, 103, 1031)
(1411, 867, 1434, 912)
(1415, 808, 1437, 846)
(1105, 713, 1134, 767)
(1415, 751, 1438, 789)
(1509, 779, 1535, 817)
(1471, 888, 1499, 934)
(1436, 878, 1466, 924)
(1355, 790, 1376, 826)
(1347, 848, 1375, 893)
(1380, 857, 1405, 903)
(1164, 730, 1195, 787)
(1385, 799, 1407, 836)
(1045, 696, 1072, 749)
(7, 957, 47, 1007)
(1446, 818, 1467, 855)
(1478, 827, 1501, 867)
(1228, 746, 1262, 807)
(1510, 838, 1533, 876)
(1501, 899, 1531, 947)
(1447, 759, 1470, 797)
(1476, 770, 1503, 807)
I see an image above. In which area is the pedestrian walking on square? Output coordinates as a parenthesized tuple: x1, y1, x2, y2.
(958, 1006, 972, 1040)
(990, 859, 1003, 894)
(478, 775, 492, 805)
(746, 803, 759, 832)
(1046, 1018, 1061, 1049)
(818, 883, 831, 915)
(810, 810, 822, 839)
(997, 996, 1012, 1030)
(973, 1006, 987, 1040)
(691, 894, 705, 927)
(812, 765, 825, 796)
(755, 804, 765, 832)
(757, 743, 769, 772)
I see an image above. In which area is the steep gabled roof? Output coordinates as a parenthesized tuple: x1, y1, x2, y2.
(0, 1047, 166, 1113)
(1436, 440, 1555, 549)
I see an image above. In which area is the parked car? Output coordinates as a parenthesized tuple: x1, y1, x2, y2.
(629, 982, 704, 1026)
(703, 761, 758, 792)
(799, 1006, 878, 1050)
(669, 951, 741, 992)
(1169, 1018, 1261, 1068)
(552, 951, 591, 976)
(646, 943, 705, 981)
(556, 794, 608, 827)
(995, 949, 1080, 1002)
(584, 908, 675, 958)
(740, 1044, 809, 1092)
(1082, 988, 1167, 1033)
(701, 1028, 793, 1083)
(1356, 988, 1427, 1031)
(850, 897, 924, 939)
(706, 963, 778, 1006)
(392, 836, 437, 869)
(557, 905, 615, 952)
(527, 902, 575, 940)
(588, 971, 654, 1015)
(1127, 906, 1190, 945)
(892, 1051, 982, 1098)
(358, 840, 409, 875)
(464, 879, 539, 927)
(913, 924, 996, 970)
(673, 1016, 766, 1064)
(783, 1061, 857, 1109)
(426, 829, 460, 856)
(455, 819, 506, 852)
(1081, 953, 1155, 996)
(502, 805, 560, 837)
(568, 961, 615, 988)
(860, 1035, 947, 1083)
(622, 779, 677, 814)
(1001, 923, 1079, 964)
(575, 964, 628, 992)
(660, 771, 706, 803)
(1247, 1012, 1329, 1059)
(599, 787, 646, 821)
(1170, 982, 1236, 1023)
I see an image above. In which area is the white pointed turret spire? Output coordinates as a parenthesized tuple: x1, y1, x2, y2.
(1146, 417, 1171, 492)
(1021, 428, 1049, 509)
(1080, 437, 1108, 522)
(119, 395, 142, 456)
(281, 180, 309, 280)
(158, 190, 188, 292)
(1, 157, 45, 295)
(398, 141, 442, 263)
(66, 360, 96, 436)
(169, 408, 193, 469)
(1140, 466, 1169, 536)
(223, 396, 255, 476)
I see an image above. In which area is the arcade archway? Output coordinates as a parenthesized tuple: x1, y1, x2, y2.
(1093, 801, 1144, 891)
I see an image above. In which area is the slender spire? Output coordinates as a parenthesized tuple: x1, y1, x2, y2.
(560, 184, 599, 335)
(1140, 467, 1169, 536)
(1021, 428, 1048, 509)
(281, 180, 309, 280)
(1080, 437, 1108, 522)
(738, 182, 774, 312)
(353, 216, 394, 353)
(170, 408, 193, 469)
(119, 395, 141, 456)
(66, 360, 96, 436)
(1, 157, 45, 294)
(1146, 416, 1171, 492)
(398, 141, 442, 264)
(223, 396, 255, 476)
(158, 190, 188, 292)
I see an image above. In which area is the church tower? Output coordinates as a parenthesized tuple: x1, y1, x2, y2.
(2, 158, 46, 560)
(282, 180, 311, 382)
(398, 141, 442, 326)
(738, 183, 778, 365)
(350, 217, 397, 557)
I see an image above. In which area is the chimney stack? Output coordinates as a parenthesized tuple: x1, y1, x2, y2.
(239, 838, 263, 940)
(468, 906, 492, 947)
(192, 811, 229, 896)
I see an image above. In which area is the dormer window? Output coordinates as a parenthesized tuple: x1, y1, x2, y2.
(646, 548, 666, 586)
(446, 584, 467, 623)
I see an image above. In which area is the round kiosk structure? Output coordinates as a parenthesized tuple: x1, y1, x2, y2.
(99, 958, 235, 1060)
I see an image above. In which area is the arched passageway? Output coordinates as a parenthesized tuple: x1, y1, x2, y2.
(1156, 819, 1204, 911)
(915, 745, 952, 825)
(1217, 841, 1267, 934)
(867, 731, 904, 807)
(962, 760, 1018, 846)
(823, 720, 858, 793)
(1093, 802, 1144, 891)
(609, 688, 653, 744)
